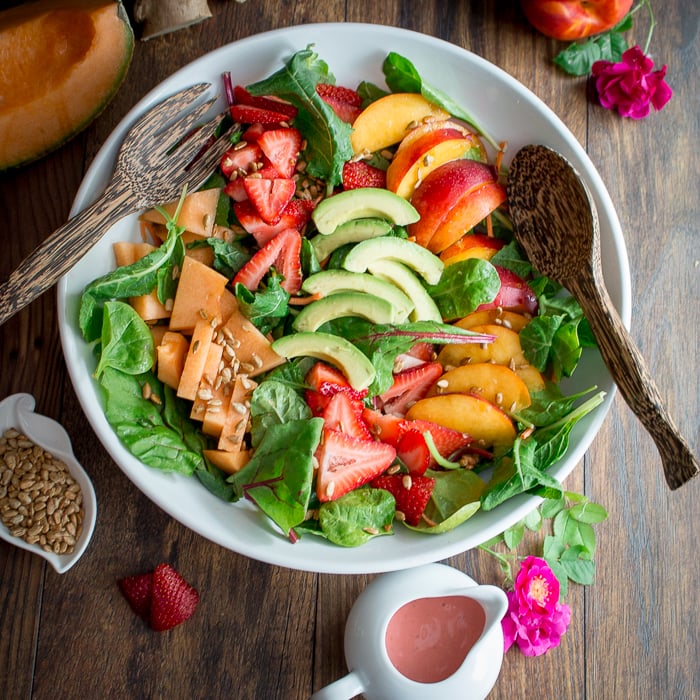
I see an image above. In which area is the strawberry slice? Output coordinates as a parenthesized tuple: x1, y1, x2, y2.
(305, 361, 368, 415)
(234, 199, 312, 246)
(377, 362, 444, 416)
(241, 122, 266, 142)
(220, 142, 263, 179)
(231, 103, 293, 126)
(399, 418, 473, 463)
(149, 563, 200, 632)
(372, 474, 436, 526)
(233, 85, 298, 120)
(315, 428, 396, 502)
(118, 571, 153, 619)
(322, 392, 372, 441)
(242, 177, 296, 224)
(362, 408, 403, 447)
(232, 227, 302, 293)
(342, 160, 387, 190)
(316, 84, 363, 123)
(257, 128, 303, 178)
(396, 429, 432, 476)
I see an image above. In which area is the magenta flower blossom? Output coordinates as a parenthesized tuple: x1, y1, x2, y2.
(501, 556, 572, 656)
(591, 45, 673, 119)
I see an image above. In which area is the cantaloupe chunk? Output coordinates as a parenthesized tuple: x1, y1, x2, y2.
(176, 317, 216, 400)
(156, 331, 189, 390)
(219, 288, 239, 324)
(0, 0, 134, 170)
(140, 188, 221, 238)
(190, 341, 224, 424)
(219, 300, 286, 377)
(112, 241, 170, 322)
(149, 324, 168, 348)
(217, 376, 257, 452)
(169, 255, 228, 332)
(204, 449, 252, 475)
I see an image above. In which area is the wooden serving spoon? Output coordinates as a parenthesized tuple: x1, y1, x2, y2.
(507, 144, 698, 490)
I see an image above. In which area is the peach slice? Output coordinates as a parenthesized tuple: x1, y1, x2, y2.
(439, 233, 505, 265)
(514, 364, 546, 394)
(428, 363, 532, 412)
(387, 130, 485, 199)
(407, 159, 499, 248)
(437, 323, 527, 369)
(454, 308, 531, 333)
(426, 181, 507, 253)
(406, 394, 517, 449)
(350, 93, 450, 155)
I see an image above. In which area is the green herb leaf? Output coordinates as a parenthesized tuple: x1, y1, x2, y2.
(249, 380, 312, 448)
(318, 488, 395, 546)
(234, 276, 290, 335)
(246, 46, 353, 187)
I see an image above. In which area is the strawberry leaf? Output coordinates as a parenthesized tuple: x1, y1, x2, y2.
(554, 31, 629, 77)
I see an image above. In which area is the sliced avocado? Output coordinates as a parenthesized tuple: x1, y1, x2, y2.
(366, 259, 442, 322)
(271, 332, 375, 391)
(301, 270, 415, 319)
(310, 217, 393, 261)
(293, 291, 406, 332)
(312, 188, 419, 234)
(342, 237, 444, 285)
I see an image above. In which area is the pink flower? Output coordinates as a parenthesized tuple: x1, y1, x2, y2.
(591, 45, 673, 119)
(501, 556, 571, 656)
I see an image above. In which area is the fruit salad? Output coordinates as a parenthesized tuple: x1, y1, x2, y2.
(78, 48, 603, 547)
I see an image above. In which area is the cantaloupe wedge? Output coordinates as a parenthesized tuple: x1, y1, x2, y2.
(219, 300, 286, 377)
(156, 331, 189, 390)
(0, 0, 134, 170)
(217, 376, 257, 452)
(190, 342, 225, 435)
(176, 317, 216, 400)
(140, 188, 221, 238)
(204, 449, 252, 475)
(169, 255, 228, 332)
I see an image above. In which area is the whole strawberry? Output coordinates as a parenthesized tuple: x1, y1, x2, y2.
(118, 563, 199, 632)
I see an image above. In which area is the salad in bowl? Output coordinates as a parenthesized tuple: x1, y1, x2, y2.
(58, 24, 629, 573)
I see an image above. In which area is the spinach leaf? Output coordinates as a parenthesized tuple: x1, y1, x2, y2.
(489, 240, 535, 280)
(188, 237, 250, 279)
(356, 80, 389, 106)
(425, 258, 500, 320)
(249, 380, 312, 448)
(79, 207, 185, 342)
(234, 275, 290, 335)
(246, 46, 353, 188)
(318, 488, 395, 546)
(382, 52, 498, 150)
(94, 301, 155, 379)
(100, 367, 203, 475)
(229, 418, 324, 538)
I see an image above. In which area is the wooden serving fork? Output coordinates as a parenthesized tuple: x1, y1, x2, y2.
(0, 83, 235, 326)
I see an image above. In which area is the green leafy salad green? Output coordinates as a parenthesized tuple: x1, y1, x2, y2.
(77, 47, 604, 548)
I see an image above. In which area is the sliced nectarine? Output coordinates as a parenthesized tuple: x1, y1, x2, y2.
(407, 159, 499, 248)
(387, 130, 484, 199)
(350, 93, 449, 155)
(428, 363, 531, 412)
(427, 182, 507, 253)
(514, 364, 546, 394)
(477, 266, 538, 316)
(454, 308, 531, 333)
(439, 233, 505, 265)
(406, 394, 517, 448)
(437, 323, 527, 369)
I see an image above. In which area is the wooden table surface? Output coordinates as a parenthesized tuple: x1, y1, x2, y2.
(1, 1, 698, 698)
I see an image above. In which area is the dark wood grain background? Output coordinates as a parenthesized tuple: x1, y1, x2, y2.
(1, 1, 698, 698)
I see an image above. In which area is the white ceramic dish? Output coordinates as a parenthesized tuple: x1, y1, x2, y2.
(57, 23, 630, 574)
(0, 393, 97, 573)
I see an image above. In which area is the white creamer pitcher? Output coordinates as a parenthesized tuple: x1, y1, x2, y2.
(311, 563, 509, 700)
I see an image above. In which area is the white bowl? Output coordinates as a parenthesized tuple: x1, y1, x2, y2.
(57, 23, 630, 574)
(0, 393, 97, 573)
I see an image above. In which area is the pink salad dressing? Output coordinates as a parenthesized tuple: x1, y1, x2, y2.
(385, 595, 486, 684)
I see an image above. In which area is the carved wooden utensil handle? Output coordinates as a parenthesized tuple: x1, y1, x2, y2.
(570, 271, 699, 490)
(0, 183, 129, 326)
